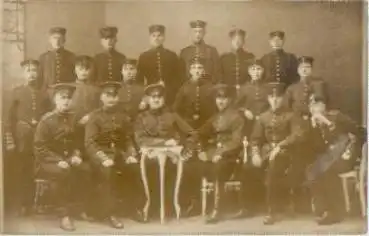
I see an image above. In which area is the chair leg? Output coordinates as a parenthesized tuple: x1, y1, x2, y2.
(201, 178, 207, 218)
(358, 175, 366, 217)
(341, 177, 351, 213)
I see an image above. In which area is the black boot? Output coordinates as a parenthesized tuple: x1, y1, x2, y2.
(205, 180, 222, 224)
(108, 215, 124, 229)
(60, 216, 76, 231)
(317, 212, 343, 225)
(263, 214, 277, 225)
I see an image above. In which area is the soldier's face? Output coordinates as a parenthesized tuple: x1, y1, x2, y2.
(148, 92, 165, 110)
(54, 92, 72, 112)
(23, 64, 39, 82)
(49, 34, 65, 49)
(101, 37, 117, 50)
(269, 36, 284, 50)
(101, 93, 119, 107)
(268, 95, 283, 111)
(298, 63, 313, 77)
(216, 96, 230, 111)
(189, 63, 205, 81)
(248, 65, 264, 81)
(150, 32, 165, 47)
(231, 35, 245, 50)
(192, 28, 205, 43)
(75, 66, 91, 81)
(122, 64, 137, 81)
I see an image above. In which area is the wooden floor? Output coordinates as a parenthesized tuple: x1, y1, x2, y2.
(3, 213, 367, 234)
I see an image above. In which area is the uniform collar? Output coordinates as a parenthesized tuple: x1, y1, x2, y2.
(193, 40, 205, 47)
(272, 49, 284, 55)
(54, 109, 72, 117)
(53, 47, 65, 53)
(149, 106, 166, 115)
(232, 48, 244, 55)
(151, 45, 164, 51)
(102, 105, 118, 113)
(270, 107, 284, 115)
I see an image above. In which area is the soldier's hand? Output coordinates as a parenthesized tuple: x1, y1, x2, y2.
(198, 151, 207, 162)
(102, 159, 114, 167)
(269, 146, 281, 161)
(212, 155, 222, 163)
(243, 109, 254, 120)
(341, 148, 351, 160)
(139, 100, 147, 110)
(126, 156, 138, 164)
(70, 156, 82, 166)
(165, 139, 177, 146)
(79, 115, 90, 125)
(252, 154, 262, 167)
(57, 161, 70, 169)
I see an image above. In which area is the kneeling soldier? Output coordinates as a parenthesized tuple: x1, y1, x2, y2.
(85, 81, 143, 228)
(250, 82, 304, 225)
(198, 84, 245, 224)
(34, 83, 92, 231)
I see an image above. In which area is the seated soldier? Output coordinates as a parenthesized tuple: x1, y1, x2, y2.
(134, 83, 195, 220)
(85, 81, 144, 228)
(34, 83, 92, 231)
(198, 84, 245, 224)
(305, 94, 366, 225)
(250, 82, 304, 225)
(6, 59, 52, 216)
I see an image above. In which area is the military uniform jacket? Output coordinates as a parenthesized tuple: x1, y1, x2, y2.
(70, 82, 101, 121)
(134, 107, 195, 147)
(251, 109, 303, 158)
(284, 77, 328, 116)
(220, 49, 255, 87)
(117, 82, 145, 119)
(199, 107, 244, 157)
(260, 49, 298, 88)
(235, 81, 269, 117)
(93, 49, 126, 84)
(34, 110, 79, 164)
(85, 107, 135, 164)
(8, 84, 52, 132)
(137, 46, 182, 103)
(173, 79, 216, 129)
(179, 41, 221, 83)
(39, 48, 76, 90)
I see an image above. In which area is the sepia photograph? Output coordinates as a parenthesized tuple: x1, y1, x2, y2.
(1, 0, 367, 234)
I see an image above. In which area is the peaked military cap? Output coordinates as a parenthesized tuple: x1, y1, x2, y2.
(189, 56, 206, 66)
(149, 24, 165, 34)
(144, 83, 165, 96)
(49, 27, 67, 36)
(247, 59, 264, 68)
(75, 55, 93, 69)
(190, 20, 207, 28)
(99, 81, 121, 94)
(266, 82, 285, 97)
(50, 83, 76, 96)
(99, 26, 118, 38)
(213, 84, 236, 98)
(269, 30, 285, 39)
(123, 58, 138, 66)
(229, 28, 246, 38)
(20, 59, 39, 67)
(298, 56, 314, 65)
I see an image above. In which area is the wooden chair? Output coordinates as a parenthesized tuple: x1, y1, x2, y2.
(339, 142, 367, 217)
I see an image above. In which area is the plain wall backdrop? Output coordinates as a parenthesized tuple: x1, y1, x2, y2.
(14, 1, 367, 122)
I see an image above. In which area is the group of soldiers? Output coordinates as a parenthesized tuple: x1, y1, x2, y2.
(4, 20, 366, 231)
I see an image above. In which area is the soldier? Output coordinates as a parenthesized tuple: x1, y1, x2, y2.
(39, 27, 76, 91)
(6, 59, 52, 215)
(284, 56, 329, 213)
(179, 20, 221, 83)
(34, 83, 92, 231)
(137, 24, 181, 104)
(198, 84, 245, 224)
(305, 95, 365, 225)
(260, 31, 298, 89)
(250, 82, 304, 225)
(235, 59, 270, 217)
(93, 26, 126, 84)
(134, 83, 195, 220)
(85, 81, 142, 228)
(220, 28, 255, 90)
(118, 58, 146, 120)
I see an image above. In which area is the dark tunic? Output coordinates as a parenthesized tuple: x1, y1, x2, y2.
(93, 49, 126, 84)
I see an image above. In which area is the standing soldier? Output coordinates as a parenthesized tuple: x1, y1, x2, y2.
(260, 31, 298, 89)
(39, 27, 76, 91)
(172, 57, 216, 215)
(220, 28, 255, 91)
(235, 59, 270, 217)
(250, 82, 303, 225)
(118, 58, 146, 120)
(34, 83, 92, 231)
(179, 20, 221, 83)
(6, 59, 52, 215)
(93, 26, 126, 84)
(198, 84, 245, 224)
(284, 56, 329, 213)
(137, 24, 181, 105)
(85, 81, 143, 228)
